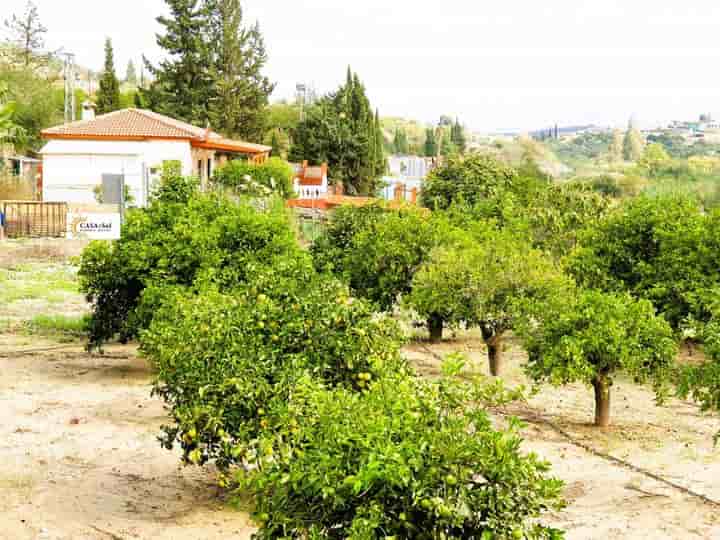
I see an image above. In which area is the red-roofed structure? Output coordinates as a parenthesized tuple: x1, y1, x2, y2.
(40, 109, 270, 206)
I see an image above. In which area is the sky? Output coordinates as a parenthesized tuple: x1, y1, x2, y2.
(4, 0, 720, 132)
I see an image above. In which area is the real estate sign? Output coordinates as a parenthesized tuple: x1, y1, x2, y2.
(67, 210, 121, 240)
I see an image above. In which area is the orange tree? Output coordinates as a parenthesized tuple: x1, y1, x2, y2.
(406, 228, 568, 375)
(520, 289, 677, 427)
(567, 193, 716, 330)
(311, 203, 442, 312)
(78, 171, 301, 349)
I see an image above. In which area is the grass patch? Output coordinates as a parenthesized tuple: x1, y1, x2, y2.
(22, 314, 89, 341)
(0, 263, 79, 304)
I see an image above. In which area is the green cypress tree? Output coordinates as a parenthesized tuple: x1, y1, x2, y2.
(374, 109, 385, 178)
(270, 129, 281, 157)
(96, 38, 121, 115)
(451, 118, 466, 154)
(125, 60, 137, 85)
(424, 128, 438, 157)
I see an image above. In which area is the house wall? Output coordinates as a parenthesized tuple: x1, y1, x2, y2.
(40, 139, 193, 207)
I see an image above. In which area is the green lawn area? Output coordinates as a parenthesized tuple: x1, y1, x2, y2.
(0, 262, 88, 329)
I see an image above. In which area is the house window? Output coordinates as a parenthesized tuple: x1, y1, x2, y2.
(197, 160, 203, 178)
(207, 159, 212, 180)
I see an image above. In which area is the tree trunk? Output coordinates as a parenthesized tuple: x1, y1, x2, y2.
(428, 314, 443, 343)
(481, 326, 503, 376)
(487, 336, 503, 376)
(592, 375, 611, 428)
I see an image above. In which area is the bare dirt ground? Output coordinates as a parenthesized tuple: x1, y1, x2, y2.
(1, 240, 254, 540)
(0, 336, 254, 540)
(407, 333, 720, 540)
(2, 239, 720, 539)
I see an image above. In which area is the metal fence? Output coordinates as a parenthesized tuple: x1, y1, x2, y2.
(0, 201, 68, 238)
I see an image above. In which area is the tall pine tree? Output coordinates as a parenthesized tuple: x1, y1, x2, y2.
(206, 0, 274, 140)
(96, 38, 121, 115)
(141, 0, 214, 125)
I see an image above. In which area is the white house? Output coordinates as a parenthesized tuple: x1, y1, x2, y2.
(292, 161, 329, 199)
(39, 108, 271, 207)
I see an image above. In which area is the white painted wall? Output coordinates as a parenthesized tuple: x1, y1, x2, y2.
(40, 139, 193, 206)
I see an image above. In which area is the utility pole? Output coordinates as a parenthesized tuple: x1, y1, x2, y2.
(296, 83, 307, 121)
(63, 53, 76, 123)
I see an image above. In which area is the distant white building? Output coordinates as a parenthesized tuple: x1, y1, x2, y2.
(380, 155, 434, 203)
(387, 155, 435, 180)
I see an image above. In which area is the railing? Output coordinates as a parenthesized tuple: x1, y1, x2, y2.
(0, 201, 68, 238)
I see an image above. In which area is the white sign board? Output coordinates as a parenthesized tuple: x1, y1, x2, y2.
(67, 211, 121, 240)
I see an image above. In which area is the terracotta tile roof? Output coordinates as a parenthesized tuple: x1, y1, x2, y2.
(194, 135, 272, 154)
(287, 196, 408, 211)
(41, 108, 271, 154)
(291, 161, 327, 186)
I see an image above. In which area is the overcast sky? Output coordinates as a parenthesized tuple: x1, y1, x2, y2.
(4, 0, 720, 132)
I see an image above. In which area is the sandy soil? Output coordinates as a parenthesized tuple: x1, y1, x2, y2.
(406, 332, 720, 540)
(0, 335, 254, 540)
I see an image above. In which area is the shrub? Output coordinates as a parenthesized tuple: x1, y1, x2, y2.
(141, 268, 406, 468)
(345, 207, 440, 311)
(239, 361, 565, 539)
(406, 229, 570, 375)
(567, 193, 714, 329)
(311, 204, 441, 311)
(212, 157, 294, 199)
(78, 190, 301, 349)
(151, 161, 199, 204)
(310, 203, 387, 274)
(421, 154, 519, 210)
(520, 289, 677, 427)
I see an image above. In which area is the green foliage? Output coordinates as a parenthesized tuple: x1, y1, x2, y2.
(289, 68, 385, 195)
(310, 203, 387, 274)
(422, 154, 519, 210)
(78, 188, 300, 349)
(142, 272, 406, 466)
(638, 143, 671, 178)
(312, 204, 439, 311)
(0, 65, 62, 152)
(142, 0, 273, 140)
(407, 229, 569, 373)
(623, 128, 644, 161)
(450, 118, 466, 154)
(546, 132, 612, 165)
(567, 194, 719, 329)
(0, 95, 25, 144)
(240, 368, 565, 540)
(130, 182, 565, 537)
(151, 161, 199, 203)
(423, 127, 438, 157)
(96, 38, 120, 115)
(212, 157, 294, 198)
(205, 0, 274, 140)
(521, 181, 610, 257)
(393, 127, 409, 154)
(521, 289, 677, 426)
(23, 314, 90, 339)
